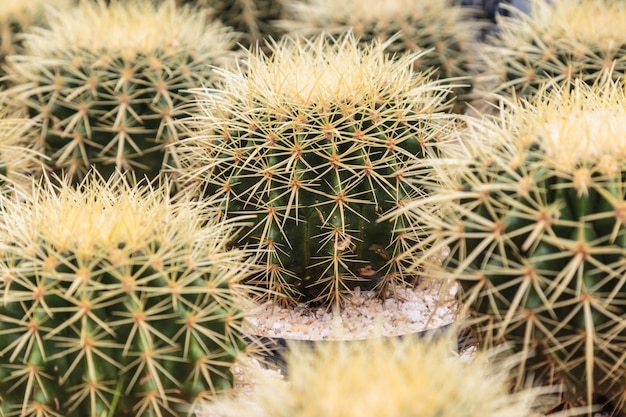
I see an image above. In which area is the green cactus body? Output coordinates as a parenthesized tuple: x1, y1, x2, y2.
(0, 173, 254, 417)
(175, 34, 456, 307)
(280, 0, 482, 113)
(477, 0, 626, 102)
(3, 0, 235, 185)
(398, 81, 626, 414)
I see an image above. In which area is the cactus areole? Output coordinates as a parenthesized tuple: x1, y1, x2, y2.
(177, 34, 455, 306)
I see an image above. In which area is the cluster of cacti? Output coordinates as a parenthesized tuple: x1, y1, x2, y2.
(0, 0, 73, 79)
(174, 33, 457, 307)
(201, 329, 556, 417)
(476, 0, 626, 102)
(392, 80, 626, 414)
(175, 0, 287, 50)
(2, 0, 236, 185)
(0, 172, 256, 417)
(279, 0, 482, 112)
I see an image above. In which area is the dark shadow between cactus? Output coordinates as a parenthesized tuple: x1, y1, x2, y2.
(243, 324, 474, 375)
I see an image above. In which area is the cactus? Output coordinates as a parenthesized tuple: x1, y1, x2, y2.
(174, 33, 457, 307)
(0, 172, 256, 417)
(175, 0, 286, 50)
(0, 103, 39, 197)
(0, 0, 73, 79)
(393, 80, 626, 414)
(2, 0, 236, 185)
(476, 0, 626, 102)
(200, 329, 557, 417)
(279, 0, 482, 113)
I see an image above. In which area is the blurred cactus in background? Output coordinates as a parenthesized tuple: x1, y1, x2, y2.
(280, 0, 482, 113)
(2, 0, 236, 185)
(175, 0, 287, 50)
(0, 0, 73, 80)
(201, 330, 558, 417)
(475, 0, 626, 103)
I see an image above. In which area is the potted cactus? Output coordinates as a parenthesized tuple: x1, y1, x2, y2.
(0, 172, 258, 417)
(173, 32, 458, 310)
(2, 0, 236, 185)
(391, 79, 626, 415)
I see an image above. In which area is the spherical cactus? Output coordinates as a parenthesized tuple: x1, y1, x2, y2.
(0, 172, 256, 417)
(279, 0, 482, 113)
(3, 0, 236, 185)
(0, 0, 73, 78)
(174, 33, 457, 307)
(476, 0, 626, 102)
(175, 0, 287, 50)
(200, 330, 556, 417)
(395, 80, 626, 414)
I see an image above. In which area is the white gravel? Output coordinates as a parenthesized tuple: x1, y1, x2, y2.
(240, 283, 460, 341)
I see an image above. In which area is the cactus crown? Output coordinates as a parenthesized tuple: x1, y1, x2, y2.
(218, 33, 437, 108)
(280, 0, 478, 112)
(177, 32, 455, 306)
(511, 0, 626, 49)
(19, 174, 185, 258)
(25, 0, 231, 60)
(286, 0, 465, 27)
(476, 0, 626, 101)
(532, 86, 626, 174)
(202, 331, 555, 417)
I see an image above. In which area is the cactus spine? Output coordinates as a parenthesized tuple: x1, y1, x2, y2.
(395, 80, 626, 414)
(3, 0, 235, 185)
(0, 172, 255, 417)
(174, 33, 456, 307)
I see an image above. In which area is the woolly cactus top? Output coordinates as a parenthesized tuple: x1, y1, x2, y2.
(4, 173, 238, 262)
(514, 0, 626, 49)
(22, 0, 234, 60)
(202, 333, 548, 417)
(493, 81, 626, 176)
(0, 0, 71, 22)
(286, 0, 467, 28)
(209, 33, 449, 110)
